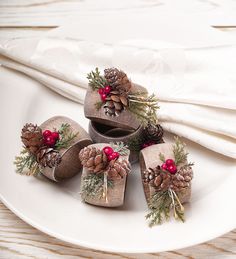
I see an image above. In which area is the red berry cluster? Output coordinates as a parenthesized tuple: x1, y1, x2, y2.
(98, 85, 111, 102)
(43, 130, 60, 147)
(161, 159, 177, 174)
(141, 140, 156, 149)
(103, 146, 119, 161)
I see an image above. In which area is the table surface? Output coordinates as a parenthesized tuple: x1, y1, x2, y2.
(0, 1, 236, 258)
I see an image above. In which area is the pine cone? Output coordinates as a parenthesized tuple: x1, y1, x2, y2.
(21, 123, 44, 154)
(79, 146, 108, 173)
(36, 147, 61, 168)
(143, 166, 172, 191)
(171, 166, 193, 192)
(104, 90, 129, 116)
(143, 123, 164, 142)
(104, 68, 132, 94)
(107, 159, 131, 180)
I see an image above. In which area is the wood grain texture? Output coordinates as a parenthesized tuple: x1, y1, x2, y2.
(1, 1, 236, 258)
(0, 201, 236, 258)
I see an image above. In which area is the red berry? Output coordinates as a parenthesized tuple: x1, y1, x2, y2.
(44, 136, 56, 147)
(104, 85, 111, 94)
(101, 93, 107, 102)
(103, 146, 114, 156)
(98, 88, 104, 95)
(166, 159, 175, 166)
(51, 131, 60, 140)
(43, 130, 51, 138)
(111, 152, 119, 160)
(108, 154, 114, 161)
(161, 163, 168, 170)
(168, 164, 177, 174)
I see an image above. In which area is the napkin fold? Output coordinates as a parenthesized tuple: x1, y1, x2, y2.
(1, 14, 236, 159)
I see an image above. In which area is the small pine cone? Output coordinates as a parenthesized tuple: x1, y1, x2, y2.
(143, 166, 172, 191)
(143, 123, 164, 142)
(79, 146, 108, 173)
(171, 166, 193, 192)
(107, 159, 131, 180)
(36, 147, 61, 168)
(104, 68, 132, 94)
(104, 91, 129, 116)
(21, 123, 44, 154)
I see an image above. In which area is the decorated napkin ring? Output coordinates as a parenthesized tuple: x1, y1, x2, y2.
(85, 67, 159, 129)
(139, 138, 194, 227)
(79, 142, 131, 207)
(14, 116, 92, 181)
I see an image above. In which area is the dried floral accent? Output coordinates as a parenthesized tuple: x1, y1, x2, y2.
(14, 123, 78, 176)
(144, 138, 194, 227)
(87, 67, 159, 125)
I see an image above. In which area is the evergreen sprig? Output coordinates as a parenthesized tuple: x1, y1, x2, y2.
(81, 173, 113, 201)
(159, 153, 166, 163)
(87, 67, 107, 90)
(14, 148, 41, 176)
(127, 135, 145, 151)
(128, 92, 159, 126)
(95, 101, 104, 110)
(146, 189, 185, 227)
(172, 137, 188, 166)
(146, 191, 172, 227)
(54, 123, 78, 150)
(110, 142, 129, 156)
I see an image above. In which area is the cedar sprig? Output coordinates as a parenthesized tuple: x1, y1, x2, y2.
(146, 189, 185, 227)
(14, 148, 41, 176)
(146, 190, 172, 227)
(54, 123, 78, 150)
(173, 137, 188, 166)
(110, 142, 129, 156)
(95, 101, 104, 111)
(159, 153, 166, 163)
(87, 67, 107, 90)
(81, 173, 113, 201)
(128, 92, 159, 126)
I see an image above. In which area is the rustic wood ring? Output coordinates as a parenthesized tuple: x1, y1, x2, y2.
(40, 116, 92, 182)
(89, 121, 143, 163)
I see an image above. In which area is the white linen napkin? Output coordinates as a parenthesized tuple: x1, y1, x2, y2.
(1, 14, 236, 159)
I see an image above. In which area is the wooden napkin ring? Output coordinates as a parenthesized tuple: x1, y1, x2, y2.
(88, 121, 143, 163)
(84, 83, 147, 130)
(39, 116, 92, 181)
(79, 143, 131, 207)
(140, 142, 192, 204)
(139, 139, 194, 226)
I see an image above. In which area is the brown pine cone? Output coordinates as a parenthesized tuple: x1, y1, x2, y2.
(143, 123, 164, 142)
(79, 146, 108, 173)
(36, 147, 61, 168)
(171, 165, 193, 192)
(107, 159, 131, 180)
(104, 68, 132, 94)
(104, 90, 129, 116)
(143, 166, 172, 191)
(21, 123, 44, 154)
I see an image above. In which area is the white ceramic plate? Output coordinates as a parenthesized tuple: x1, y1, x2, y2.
(1, 67, 236, 253)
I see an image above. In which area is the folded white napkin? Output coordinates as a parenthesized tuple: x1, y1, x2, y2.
(1, 14, 236, 159)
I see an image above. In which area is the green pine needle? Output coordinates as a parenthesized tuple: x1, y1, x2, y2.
(128, 92, 159, 126)
(172, 137, 188, 166)
(127, 136, 145, 151)
(159, 153, 166, 163)
(87, 67, 107, 90)
(145, 189, 185, 227)
(95, 101, 104, 111)
(54, 123, 78, 150)
(14, 148, 41, 176)
(110, 142, 129, 156)
(81, 173, 113, 201)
